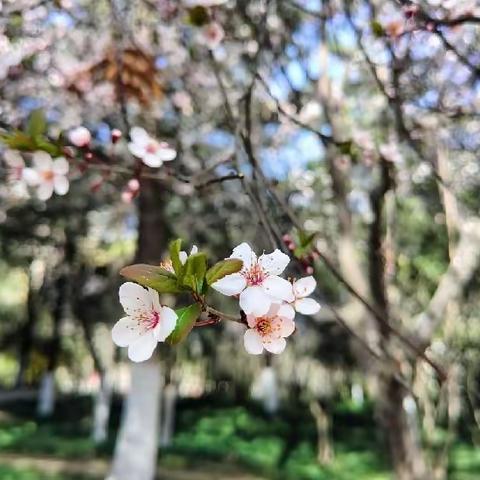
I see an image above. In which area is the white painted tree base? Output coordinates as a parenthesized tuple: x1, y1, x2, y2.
(92, 375, 112, 444)
(251, 366, 279, 414)
(108, 361, 162, 480)
(37, 372, 55, 417)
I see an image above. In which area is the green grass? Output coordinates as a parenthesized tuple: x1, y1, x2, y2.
(0, 465, 95, 480)
(0, 396, 478, 480)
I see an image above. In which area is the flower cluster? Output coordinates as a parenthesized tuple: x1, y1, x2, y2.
(212, 242, 320, 355)
(112, 241, 320, 362)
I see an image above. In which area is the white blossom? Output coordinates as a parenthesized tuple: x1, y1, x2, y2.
(212, 242, 294, 316)
(112, 282, 177, 362)
(23, 151, 69, 200)
(127, 127, 176, 168)
(290, 276, 321, 315)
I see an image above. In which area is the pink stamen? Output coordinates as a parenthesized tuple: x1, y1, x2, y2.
(146, 142, 158, 154)
(243, 262, 266, 286)
(148, 310, 160, 329)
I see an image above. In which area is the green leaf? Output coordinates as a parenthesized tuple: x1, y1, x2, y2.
(371, 20, 384, 38)
(187, 6, 210, 26)
(206, 258, 243, 285)
(0, 131, 36, 150)
(120, 264, 182, 294)
(34, 138, 63, 156)
(182, 252, 208, 293)
(27, 109, 47, 137)
(169, 239, 185, 281)
(167, 303, 202, 345)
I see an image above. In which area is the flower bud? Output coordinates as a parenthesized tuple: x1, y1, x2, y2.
(69, 126, 91, 147)
(111, 129, 122, 143)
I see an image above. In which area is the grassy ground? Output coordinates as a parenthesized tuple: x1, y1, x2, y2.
(0, 395, 478, 479)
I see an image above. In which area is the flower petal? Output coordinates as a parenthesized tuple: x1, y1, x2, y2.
(127, 333, 157, 362)
(52, 157, 69, 175)
(293, 276, 316, 299)
(179, 250, 188, 265)
(112, 316, 142, 347)
(128, 142, 146, 158)
(258, 249, 290, 275)
(22, 168, 40, 186)
(119, 282, 153, 316)
(264, 337, 286, 354)
(212, 272, 246, 296)
(157, 146, 176, 162)
(190, 245, 198, 255)
(142, 153, 163, 168)
(154, 306, 177, 341)
(262, 276, 294, 302)
(295, 298, 321, 315)
(277, 303, 295, 320)
(148, 288, 161, 312)
(244, 329, 264, 355)
(239, 286, 271, 316)
(230, 242, 256, 269)
(36, 182, 54, 201)
(4, 150, 24, 168)
(53, 175, 69, 195)
(129, 127, 150, 146)
(273, 315, 295, 337)
(33, 151, 53, 171)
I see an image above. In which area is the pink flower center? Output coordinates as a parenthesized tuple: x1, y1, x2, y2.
(254, 316, 282, 339)
(146, 142, 158, 154)
(41, 170, 54, 181)
(255, 318, 273, 336)
(148, 310, 160, 330)
(242, 262, 266, 286)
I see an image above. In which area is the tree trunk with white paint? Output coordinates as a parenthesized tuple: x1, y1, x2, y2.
(37, 371, 55, 417)
(109, 361, 162, 480)
(92, 374, 113, 444)
(109, 176, 169, 480)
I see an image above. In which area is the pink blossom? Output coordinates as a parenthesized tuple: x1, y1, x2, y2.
(201, 22, 225, 50)
(244, 303, 296, 355)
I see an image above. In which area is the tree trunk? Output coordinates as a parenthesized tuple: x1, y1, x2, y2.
(16, 268, 38, 388)
(109, 361, 163, 480)
(37, 269, 68, 418)
(37, 371, 55, 417)
(379, 376, 427, 480)
(159, 383, 176, 447)
(251, 365, 279, 415)
(309, 400, 334, 465)
(92, 374, 113, 444)
(109, 177, 170, 480)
